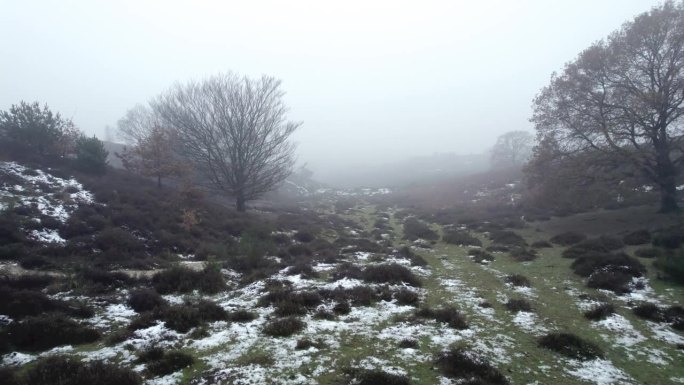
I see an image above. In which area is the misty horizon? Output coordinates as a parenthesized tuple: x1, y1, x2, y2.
(1, 0, 662, 179)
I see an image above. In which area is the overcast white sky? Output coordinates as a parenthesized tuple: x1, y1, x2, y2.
(1, 0, 661, 176)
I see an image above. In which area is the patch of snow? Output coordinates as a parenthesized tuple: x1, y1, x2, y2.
(512, 312, 549, 335)
(566, 359, 636, 385)
(595, 314, 645, 347)
(29, 228, 66, 244)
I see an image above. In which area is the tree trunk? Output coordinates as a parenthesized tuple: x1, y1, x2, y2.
(658, 179, 679, 213)
(157, 175, 162, 189)
(655, 141, 680, 213)
(235, 192, 246, 212)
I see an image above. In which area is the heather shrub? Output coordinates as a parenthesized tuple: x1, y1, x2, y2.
(538, 333, 603, 360)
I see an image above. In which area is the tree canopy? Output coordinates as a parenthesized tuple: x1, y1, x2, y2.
(531, 1, 684, 212)
(152, 73, 300, 211)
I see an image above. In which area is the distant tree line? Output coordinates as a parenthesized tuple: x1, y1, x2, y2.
(0, 101, 108, 174)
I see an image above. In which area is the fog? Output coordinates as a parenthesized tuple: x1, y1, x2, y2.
(1, 0, 660, 185)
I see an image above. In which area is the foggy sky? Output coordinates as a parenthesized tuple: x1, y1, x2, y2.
(1, 0, 661, 180)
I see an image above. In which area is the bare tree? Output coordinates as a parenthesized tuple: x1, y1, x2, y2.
(490, 130, 534, 169)
(153, 73, 300, 211)
(116, 105, 186, 188)
(531, 1, 684, 212)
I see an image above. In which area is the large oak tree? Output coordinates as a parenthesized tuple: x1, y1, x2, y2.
(531, 1, 684, 212)
(153, 73, 300, 211)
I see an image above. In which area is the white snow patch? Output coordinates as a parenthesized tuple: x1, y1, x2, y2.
(566, 359, 636, 385)
(512, 312, 549, 335)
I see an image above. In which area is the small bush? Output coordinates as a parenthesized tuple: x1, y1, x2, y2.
(489, 230, 526, 247)
(362, 263, 422, 287)
(274, 300, 307, 317)
(509, 247, 537, 262)
(293, 230, 315, 243)
(538, 333, 603, 360)
(397, 246, 428, 267)
(562, 237, 624, 258)
(531, 240, 552, 248)
(623, 230, 651, 246)
(486, 244, 510, 253)
(152, 265, 225, 294)
(333, 301, 352, 315)
(75, 267, 131, 293)
(587, 268, 635, 294)
(342, 368, 410, 385)
(262, 317, 305, 337)
(505, 299, 533, 312)
(23, 356, 141, 385)
(403, 217, 439, 241)
(394, 288, 419, 306)
(550, 232, 586, 246)
(0, 367, 18, 385)
(468, 248, 495, 264)
(0, 286, 93, 319)
(571, 252, 645, 278)
(295, 338, 322, 350)
(128, 288, 166, 313)
(3, 314, 100, 352)
(505, 274, 530, 287)
(398, 338, 419, 349)
(145, 350, 194, 376)
(227, 309, 258, 322)
(633, 303, 664, 322)
(0, 274, 54, 290)
(415, 306, 468, 329)
(584, 303, 615, 321)
(435, 348, 509, 385)
(442, 230, 482, 247)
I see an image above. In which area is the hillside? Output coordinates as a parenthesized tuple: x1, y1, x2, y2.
(0, 161, 683, 385)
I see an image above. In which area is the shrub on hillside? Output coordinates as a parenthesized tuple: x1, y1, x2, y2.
(341, 368, 410, 385)
(0, 286, 93, 319)
(0, 274, 54, 290)
(415, 306, 468, 329)
(333, 237, 383, 253)
(435, 348, 509, 385)
(509, 247, 537, 262)
(505, 299, 533, 312)
(394, 288, 420, 306)
(468, 248, 495, 264)
(442, 230, 482, 247)
(293, 230, 315, 243)
(362, 263, 422, 287)
(141, 349, 194, 376)
(622, 230, 651, 245)
(587, 269, 635, 294)
(2, 314, 100, 352)
(584, 303, 615, 321)
(227, 309, 258, 322)
(538, 333, 603, 360)
(128, 288, 166, 313)
(571, 253, 645, 278)
(74, 267, 131, 293)
(633, 303, 663, 322)
(562, 237, 624, 258)
(505, 274, 531, 287)
(489, 230, 526, 247)
(23, 356, 141, 385)
(74, 135, 109, 174)
(402, 217, 439, 241)
(397, 246, 428, 267)
(152, 265, 225, 294)
(531, 240, 552, 248)
(262, 317, 305, 337)
(550, 232, 586, 246)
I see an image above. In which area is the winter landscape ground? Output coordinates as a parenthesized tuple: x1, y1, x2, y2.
(0, 160, 682, 385)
